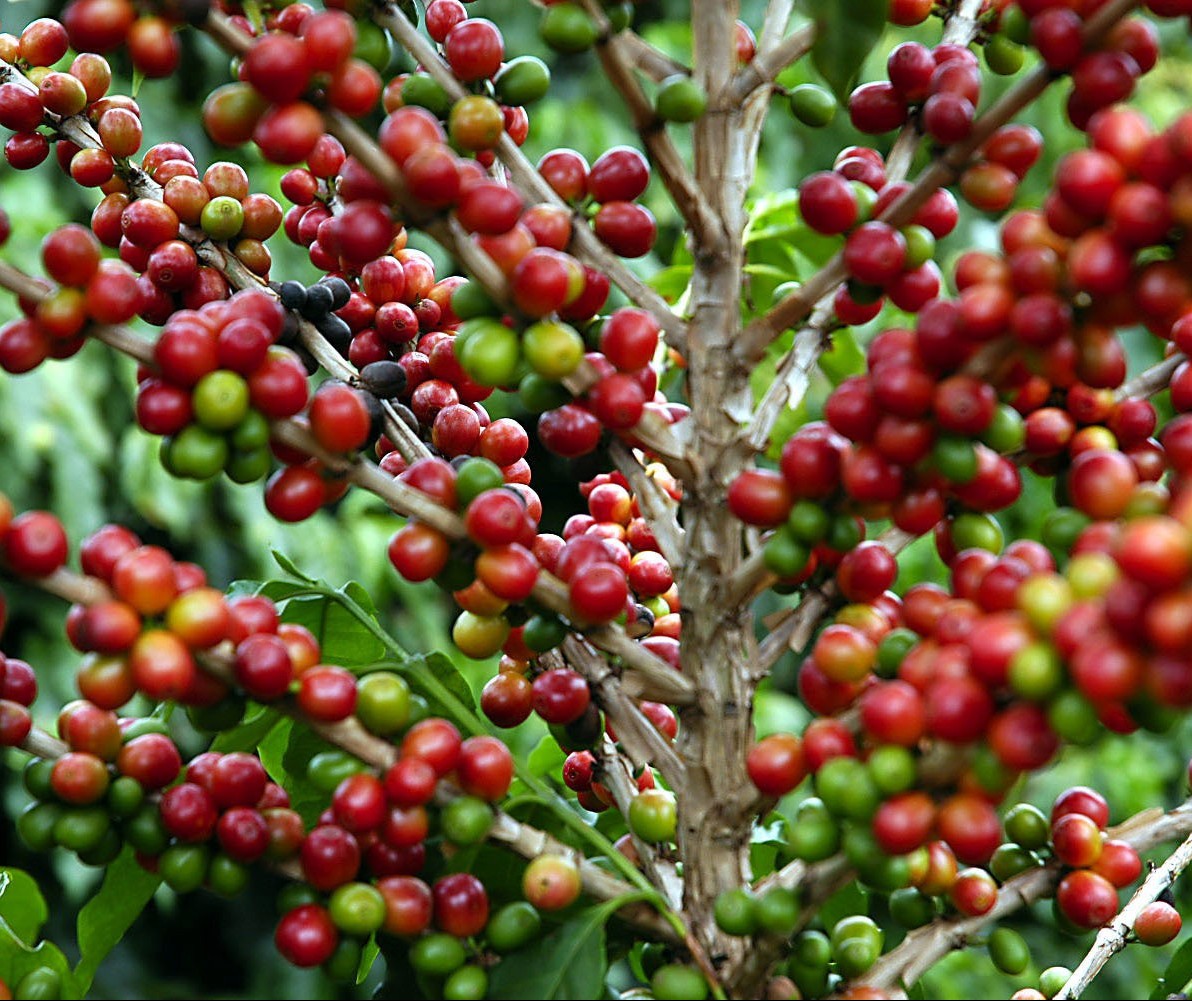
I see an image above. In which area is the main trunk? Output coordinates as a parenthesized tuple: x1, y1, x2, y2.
(677, 1, 761, 987)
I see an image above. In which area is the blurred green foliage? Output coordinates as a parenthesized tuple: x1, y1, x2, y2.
(1, 0, 1191, 997)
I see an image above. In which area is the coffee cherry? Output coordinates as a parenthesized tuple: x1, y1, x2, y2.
(628, 788, 677, 843)
(532, 669, 590, 726)
(522, 855, 581, 911)
(1057, 869, 1118, 929)
(276, 904, 338, 968)
(746, 733, 806, 797)
(844, 223, 907, 285)
(1135, 901, 1181, 946)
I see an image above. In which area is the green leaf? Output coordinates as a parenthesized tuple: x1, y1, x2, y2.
(259, 718, 336, 825)
(211, 706, 282, 753)
(819, 881, 868, 931)
(0, 869, 47, 945)
(271, 548, 317, 584)
(750, 816, 788, 881)
(488, 896, 644, 999)
(1152, 937, 1192, 998)
(357, 935, 380, 985)
(74, 848, 161, 995)
(276, 594, 387, 670)
(805, 0, 889, 103)
(647, 265, 693, 305)
(528, 735, 567, 779)
(405, 651, 477, 716)
(341, 580, 379, 619)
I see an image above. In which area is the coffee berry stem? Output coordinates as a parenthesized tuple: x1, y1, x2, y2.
(851, 799, 1192, 994)
(1054, 829, 1192, 999)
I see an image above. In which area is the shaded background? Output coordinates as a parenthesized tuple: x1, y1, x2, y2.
(1, 0, 1191, 995)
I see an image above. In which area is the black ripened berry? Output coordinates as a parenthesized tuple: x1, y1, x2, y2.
(319, 277, 352, 311)
(302, 283, 335, 318)
(315, 313, 352, 352)
(279, 281, 307, 311)
(392, 403, 419, 432)
(359, 390, 385, 441)
(279, 311, 300, 345)
(359, 360, 407, 398)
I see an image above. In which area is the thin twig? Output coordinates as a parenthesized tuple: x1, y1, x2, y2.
(608, 440, 686, 570)
(758, 0, 797, 52)
(723, 23, 815, 105)
(620, 30, 691, 82)
(578, 0, 724, 250)
(559, 636, 687, 792)
(746, 299, 836, 453)
(754, 526, 914, 673)
(1055, 830, 1192, 999)
(1115, 352, 1185, 401)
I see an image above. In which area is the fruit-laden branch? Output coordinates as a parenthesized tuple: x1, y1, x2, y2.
(608, 440, 685, 570)
(213, 246, 431, 466)
(1116, 351, 1186, 401)
(0, 48, 432, 467)
(729, 855, 853, 993)
(367, 1, 690, 355)
(588, 729, 683, 907)
(577, 0, 725, 251)
(847, 799, 1192, 994)
(739, 0, 994, 453)
(885, 0, 986, 183)
(557, 636, 687, 791)
(749, 526, 914, 673)
(298, 8, 696, 476)
(736, 0, 1143, 362)
(0, 263, 694, 707)
(200, 11, 517, 318)
(9, 566, 684, 944)
(723, 23, 815, 105)
(1055, 830, 1192, 999)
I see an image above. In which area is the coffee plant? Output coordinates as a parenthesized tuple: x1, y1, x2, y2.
(2, 0, 1192, 997)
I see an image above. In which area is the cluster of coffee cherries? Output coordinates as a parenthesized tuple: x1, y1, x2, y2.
(222, 6, 383, 165)
(0, 495, 604, 993)
(387, 4, 540, 160)
(0, 221, 134, 374)
(99, 145, 282, 317)
(0, 36, 121, 177)
(851, 41, 986, 145)
(132, 287, 307, 484)
(58, 0, 186, 78)
(797, 147, 957, 320)
(1012, 3, 1159, 130)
